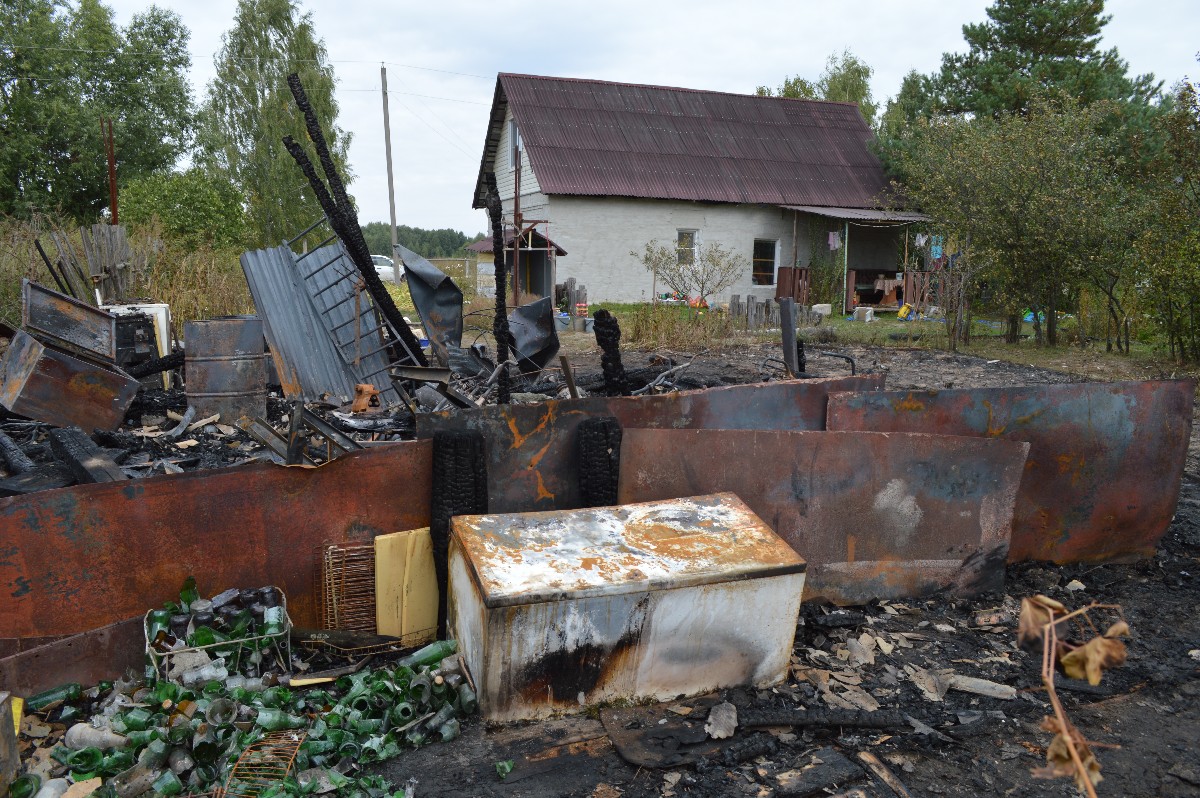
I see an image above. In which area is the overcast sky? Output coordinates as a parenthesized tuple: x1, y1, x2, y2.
(104, 0, 1199, 240)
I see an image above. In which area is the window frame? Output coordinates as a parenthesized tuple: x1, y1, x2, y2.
(752, 238, 777, 285)
(676, 229, 698, 267)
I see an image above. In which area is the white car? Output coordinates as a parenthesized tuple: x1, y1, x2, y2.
(371, 255, 397, 284)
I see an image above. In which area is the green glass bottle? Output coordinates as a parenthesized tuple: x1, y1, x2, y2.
(254, 707, 305, 731)
(65, 745, 104, 774)
(8, 775, 40, 798)
(396, 640, 458, 670)
(26, 682, 81, 711)
(152, 770, 184, 796)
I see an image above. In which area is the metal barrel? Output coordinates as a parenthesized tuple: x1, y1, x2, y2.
(184, 316, 268, 423)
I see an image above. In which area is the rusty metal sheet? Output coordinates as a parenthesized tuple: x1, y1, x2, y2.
(22, 279, 118, 362)
(0, 441, 432, 641)
(617, 430, 1029, 605)
(418, 376, 884, 513)
(0, 617, 144, 696)
(825, 380, 1196, 563)
(0, 329, 138, 431)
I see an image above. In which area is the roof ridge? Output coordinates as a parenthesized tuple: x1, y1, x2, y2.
(497, 72, 862, 108)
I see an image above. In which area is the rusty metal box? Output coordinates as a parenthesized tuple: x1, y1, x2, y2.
(448, 493, 806, 722)
(0, 328, 139, 431)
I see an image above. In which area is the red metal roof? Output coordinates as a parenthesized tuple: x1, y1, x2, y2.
(473, 74, 890, 209)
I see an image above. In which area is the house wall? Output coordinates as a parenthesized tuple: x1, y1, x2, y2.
(495, 110, 541, 202)
(520, 196, 901, 305)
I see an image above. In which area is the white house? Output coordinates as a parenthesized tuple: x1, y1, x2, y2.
(472, 73, 924, 308)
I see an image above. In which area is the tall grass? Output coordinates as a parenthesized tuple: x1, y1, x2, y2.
(618, 302, 740, 351)
(0, 215, 253, 340)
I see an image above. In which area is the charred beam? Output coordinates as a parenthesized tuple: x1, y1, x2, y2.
(0, 431, 35, 475)
(483, 172, 514, 404)
(283, 74, 427, 368)
(48, 428, 126, 483)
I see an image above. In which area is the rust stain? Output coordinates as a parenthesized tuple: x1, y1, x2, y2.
(846, 535, 856, 563)
(507, 405, 555, 450)
(534, 470, 554, 502)
(892, 394, 926, 413)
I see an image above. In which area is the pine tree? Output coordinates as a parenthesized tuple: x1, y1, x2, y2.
(936, 0, 1159, 117)
(196, 0, 350, 247)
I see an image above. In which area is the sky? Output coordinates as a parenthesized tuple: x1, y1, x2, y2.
(103, 0, 1200, 239)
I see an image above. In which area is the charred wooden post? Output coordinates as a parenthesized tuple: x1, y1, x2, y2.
(283, 74, 427, 367)
(431, 430, 487, 637)
(592, 309, 629, 395)
(780, 298, 798, 377)
(483, 172, 514, 404)
(577, 417, 622, 508)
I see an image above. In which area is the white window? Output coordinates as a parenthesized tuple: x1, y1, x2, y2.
(509, 119, 522, 170)
(676, 229, 698, 266)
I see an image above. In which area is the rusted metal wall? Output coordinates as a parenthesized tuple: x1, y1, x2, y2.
(617, 430, 1029, 605)
(0, 617, 144, 696)
(417, 376, 884, 513)
(0, 441, 432, 641)
(826, 380, 1196, 563)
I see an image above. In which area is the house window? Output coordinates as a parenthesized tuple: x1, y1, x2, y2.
(509, 120, 522, 170)
(752, 239, 777, 285)
(677, 230, 697, 266)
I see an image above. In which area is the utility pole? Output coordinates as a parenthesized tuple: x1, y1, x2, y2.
(381, 65, 400, 278)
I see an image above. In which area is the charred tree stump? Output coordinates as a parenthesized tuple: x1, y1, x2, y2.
(431, 430, 487, 637)
(593, 309, 629, 396)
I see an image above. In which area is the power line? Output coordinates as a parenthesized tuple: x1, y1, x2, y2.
(0, 42, 493, 79)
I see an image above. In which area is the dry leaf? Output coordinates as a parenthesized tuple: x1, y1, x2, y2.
(838, 684, 881, 712)
(1104, 620, 1129, 638)
(1033, 717, 1102, 792)
(876, 636, 895, 655)
(1018, 595, 1066, 649)
(1060, 636, 1127, 685)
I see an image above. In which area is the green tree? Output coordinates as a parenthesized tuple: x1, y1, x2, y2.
(196, 0, 349, 248)
(757, 49, 877, 127)
(0, 0, 194, 220)
(885, 93, 1135, 347)
(1135, 78, 1200, 361)
(122, 169, 248, 251)
(935, 0, 1160, 118)
(360, 222, 484, 259)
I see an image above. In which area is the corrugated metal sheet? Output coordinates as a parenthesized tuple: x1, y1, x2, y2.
(474, 74, 891, 209)
(241, 243, 400, 404)
(783, 205, 930, 223)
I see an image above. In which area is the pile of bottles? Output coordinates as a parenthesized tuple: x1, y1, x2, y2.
(14, 639, 473, 798)
(146, 578, 290, 684)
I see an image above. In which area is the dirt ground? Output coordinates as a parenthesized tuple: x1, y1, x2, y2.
(372, 336, 1200, 798)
